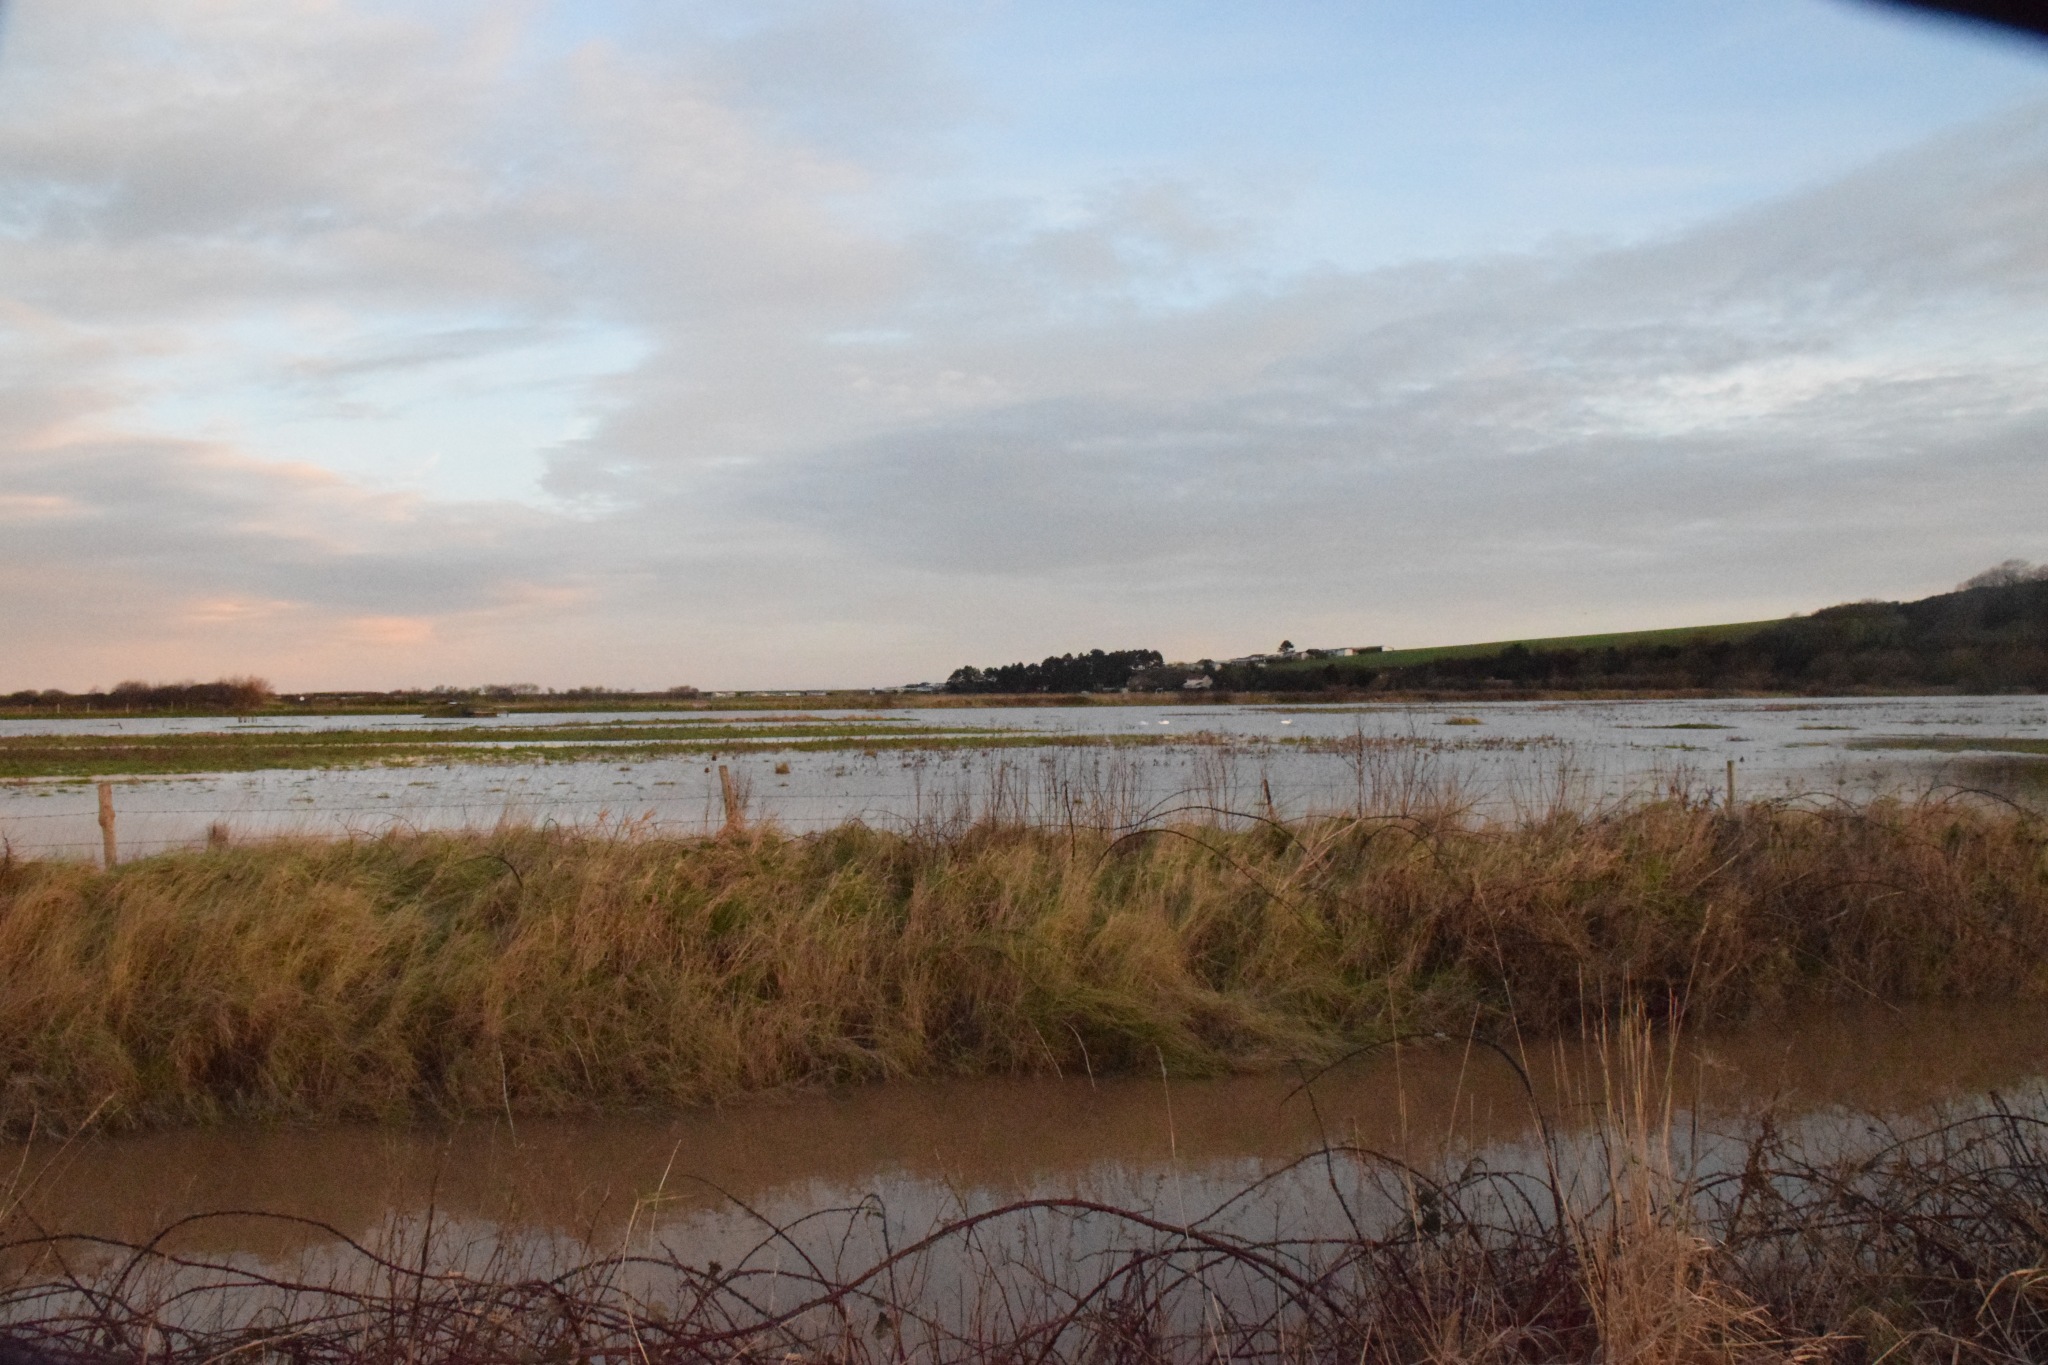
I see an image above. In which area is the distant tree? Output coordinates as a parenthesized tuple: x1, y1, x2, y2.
(48, 676, 274, 713)
(223, 676, 273, 713)
(1961, 559, 2048, 590)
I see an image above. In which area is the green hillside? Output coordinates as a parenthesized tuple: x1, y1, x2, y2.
(1226, 578, 2048, 694)
(1282, 618, 1785, 674)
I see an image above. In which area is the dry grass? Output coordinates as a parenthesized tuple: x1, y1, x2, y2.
(2, 792, 2047, 1133)
(1566, 1014, 1776, 1365)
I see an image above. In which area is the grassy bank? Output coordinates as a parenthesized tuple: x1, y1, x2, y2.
(4, 793, 2046, 1134)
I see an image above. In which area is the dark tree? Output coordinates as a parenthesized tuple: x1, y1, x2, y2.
(944, 649, 1164, 694)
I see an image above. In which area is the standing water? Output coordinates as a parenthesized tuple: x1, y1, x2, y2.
(6, 1001, 2045, 1277)
(3, 695, 2046, 857)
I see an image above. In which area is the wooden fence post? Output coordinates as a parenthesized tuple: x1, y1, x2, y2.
(1725, 759, 1737, 811)
(718, 765, 740, 832)
(97, 781, 117, 868)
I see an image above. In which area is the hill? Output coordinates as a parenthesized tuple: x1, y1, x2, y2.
(1229, 576, 2048, 695)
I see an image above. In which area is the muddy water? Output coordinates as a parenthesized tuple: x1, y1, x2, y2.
(7, 1003, 2045, 1277)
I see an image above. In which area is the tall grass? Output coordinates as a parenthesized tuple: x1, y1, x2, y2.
(2, 790, 2047, 1133)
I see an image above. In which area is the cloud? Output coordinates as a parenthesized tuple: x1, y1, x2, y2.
(729, 107, 2048, 592)
(1, 2, 2046, 688)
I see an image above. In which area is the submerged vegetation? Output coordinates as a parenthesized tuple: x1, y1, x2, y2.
(1855, 735, 2048, 756)
(0, 716, 1061, 778)
(3, 789, 2046, 1135)
(0, 713, 1572, 779)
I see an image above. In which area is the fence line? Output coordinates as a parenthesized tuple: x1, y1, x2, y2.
(0, 755, 1385, 863)
(2, 740, 1988, 866)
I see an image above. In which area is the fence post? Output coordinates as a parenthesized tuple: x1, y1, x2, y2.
(718, 764, 740, 832)
(97, 781, 117, 868)
(1725, 759, 1736, 811)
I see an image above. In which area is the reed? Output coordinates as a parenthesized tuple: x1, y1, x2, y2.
(2, 792, 2046, 1133)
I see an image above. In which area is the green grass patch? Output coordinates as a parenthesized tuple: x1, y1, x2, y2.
(1849, 736, 2048, 757)
(1263, 618, 1786, 676)
(0, 718, 1076, 778)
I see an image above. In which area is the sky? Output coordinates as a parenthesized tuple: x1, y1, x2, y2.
(2, 0, 2047, 691)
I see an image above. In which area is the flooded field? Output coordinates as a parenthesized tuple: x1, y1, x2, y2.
(3, 695, 2046, 858)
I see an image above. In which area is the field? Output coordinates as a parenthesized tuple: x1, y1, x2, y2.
(1260, 618, 1786, 678)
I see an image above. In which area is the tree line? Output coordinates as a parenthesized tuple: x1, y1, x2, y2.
(1, 677, 275, 713)
(945, 649, 1164, 693)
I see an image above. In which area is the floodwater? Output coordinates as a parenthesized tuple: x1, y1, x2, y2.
(3, 695, 2046, 858)
(5, 1003, 2045, 1283)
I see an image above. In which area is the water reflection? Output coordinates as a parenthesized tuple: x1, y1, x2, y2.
(8, 1002, 2044, 1271)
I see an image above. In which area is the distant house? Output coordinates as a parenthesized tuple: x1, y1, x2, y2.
(1182, 676, 1214, 690)
(1225, 644, 1380, 665)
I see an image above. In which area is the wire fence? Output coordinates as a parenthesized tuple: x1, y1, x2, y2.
(2, 733, 2030, 864)
(0, 740, 1517, 862)
(1, 788, 1314, 858)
